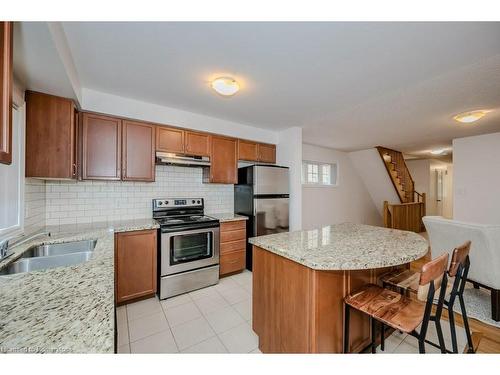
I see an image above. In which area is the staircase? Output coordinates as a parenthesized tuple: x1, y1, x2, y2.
(376, 146, 417, 203)
(376, 146, 426, 232)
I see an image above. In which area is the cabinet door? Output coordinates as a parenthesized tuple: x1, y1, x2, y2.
(185, 131, 210, 156)
(82, 113, 122, 180)
(122, 120, 155, 182)
(209, 136, 237, 184)
(115, 230, 157, 304)
(156, 126, 185, 153)
(258, 143, 276, 163)
(0, 22, 13, 165)
(26, 91, 76, 179)
(238, 139, 259, 161)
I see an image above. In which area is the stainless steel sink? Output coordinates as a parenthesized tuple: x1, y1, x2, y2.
(20, 240, 97, 258)
(0, 240, 97, 276)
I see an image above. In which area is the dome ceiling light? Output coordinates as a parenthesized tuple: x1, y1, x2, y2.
(211, 77, 240, 96)
(453, 110, 491, 123)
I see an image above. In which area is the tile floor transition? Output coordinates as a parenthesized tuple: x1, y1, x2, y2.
(116, 270, 467, 354)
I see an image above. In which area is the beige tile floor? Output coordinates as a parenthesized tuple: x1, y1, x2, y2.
(117, 269, 467, 354)
(117, 270, 260, 353)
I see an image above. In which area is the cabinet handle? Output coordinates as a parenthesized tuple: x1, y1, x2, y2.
(72, 163, 77, 177)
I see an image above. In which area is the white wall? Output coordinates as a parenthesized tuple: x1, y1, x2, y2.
(406, 159, 453, 217)
(348, 148, 400, 215)
(302, 144, 380, 229)
(81, 88, 278, 144)
(44, 165, 233, 226)
(276, 127, 303, 231)
(453, 132, 500, 224)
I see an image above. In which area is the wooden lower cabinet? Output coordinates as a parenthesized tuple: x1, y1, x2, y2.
(115, 229, 157, 304)
(252, 245, 397, 353)
(219, 220, 247, 276)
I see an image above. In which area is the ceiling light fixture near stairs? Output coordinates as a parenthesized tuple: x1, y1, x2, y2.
(211, 77, 240, 96)
(453, 109, 491, 123)
(430, 149, 447, 155)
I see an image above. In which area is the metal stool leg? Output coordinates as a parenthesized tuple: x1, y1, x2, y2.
(344, 304, 350, 354)
(459, 294, 475, 353)
(371, 317, 376, 353)
(380, 322, 385, 352)
(448, 304, 459, 353)
(435, 319, 447, 353)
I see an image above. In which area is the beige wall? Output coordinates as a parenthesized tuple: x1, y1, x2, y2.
(302, 144, 381, 230)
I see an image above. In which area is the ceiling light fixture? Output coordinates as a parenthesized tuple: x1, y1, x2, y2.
(430, 149, 446, 155)
(211, 77, 240, 96)
(453, 110, 491, 123)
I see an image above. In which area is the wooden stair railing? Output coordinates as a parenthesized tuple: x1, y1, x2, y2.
(383, 193, 426, 233)
(376, 146, 416, 203)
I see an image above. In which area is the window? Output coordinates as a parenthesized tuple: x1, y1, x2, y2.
(0, 105, 24, 237)
(302, 161, 338, 186)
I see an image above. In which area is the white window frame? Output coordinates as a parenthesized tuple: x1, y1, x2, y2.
(0, 104, 25, 238)
(302, 160, 338, 187)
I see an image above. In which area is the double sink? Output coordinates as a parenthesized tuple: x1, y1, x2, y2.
(0, 239, 97, 276)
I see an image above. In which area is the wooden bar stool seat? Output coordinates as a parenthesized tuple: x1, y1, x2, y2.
(381, 268, 420, 294)
(344, 253, 450, 354)
(379, 241, 474, 353)
(345, 284, 425, 333)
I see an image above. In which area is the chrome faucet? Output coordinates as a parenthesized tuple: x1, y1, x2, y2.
(0, 231, 51, 261)
(0, 238, 9, 260)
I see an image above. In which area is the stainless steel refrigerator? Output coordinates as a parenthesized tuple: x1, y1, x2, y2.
(234, 165, 289, 270)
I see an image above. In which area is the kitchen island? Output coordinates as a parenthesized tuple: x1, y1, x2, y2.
(248, 223, 428, 353)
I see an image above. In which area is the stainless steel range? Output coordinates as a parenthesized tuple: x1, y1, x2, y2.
(153, 198, 220, 299)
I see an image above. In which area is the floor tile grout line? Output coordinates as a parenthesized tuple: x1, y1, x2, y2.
(181, 334, 228, 353)
(128, 327, 172, 345)
(158, 297, 181, 353)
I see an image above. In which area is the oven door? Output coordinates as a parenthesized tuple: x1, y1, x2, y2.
(161, 226, 220, 275)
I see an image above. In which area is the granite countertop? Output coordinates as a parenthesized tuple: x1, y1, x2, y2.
(0, 218, 159, 353)
(249, 222, 428, 271)
(209, 213, 248, 222)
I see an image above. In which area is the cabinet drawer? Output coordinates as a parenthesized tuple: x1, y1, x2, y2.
(221, 229, 246, 243)
(220, 250, 246, 276)
(221, 220, 246, 232)
(220, 239, 246, 255)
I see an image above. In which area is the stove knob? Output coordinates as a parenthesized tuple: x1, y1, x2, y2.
(192, 200, 196, 204)
(197, 200, 201, 204)
(157, 201, 162, 206)
(165, 201, 169, 205)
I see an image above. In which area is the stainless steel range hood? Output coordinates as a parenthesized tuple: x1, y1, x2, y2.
(156, 152, 211, 167)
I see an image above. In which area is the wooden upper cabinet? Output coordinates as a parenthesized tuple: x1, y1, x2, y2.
(185, 131, 210, 157)
(81, 113, 122, 180)
(209, 135, 237, 184)
(122, 120, 155, 182)
(258, 143, 276, 164)
(26, 91, 76, 179)
(0, 22, 13, 165)
(238, 139, 259, 162)
(115, 229, 157, 304)
(156, 126, 184, 153)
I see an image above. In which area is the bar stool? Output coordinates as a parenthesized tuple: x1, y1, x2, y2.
(344, 253, 449, 354)
(380, 241, 474, 353)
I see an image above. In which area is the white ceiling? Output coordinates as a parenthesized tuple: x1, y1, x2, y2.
(15, 22, 500, 154)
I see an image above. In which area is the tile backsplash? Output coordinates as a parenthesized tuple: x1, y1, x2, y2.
(41, 165, 234, 226)
(24, 178, 46, 233)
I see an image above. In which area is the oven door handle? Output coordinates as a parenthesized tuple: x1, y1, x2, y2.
(160, 223, 220, 234)
(162, 227, 219, 237)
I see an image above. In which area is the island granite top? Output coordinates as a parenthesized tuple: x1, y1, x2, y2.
(0, 218, 158, 353)
(249, 222, 428, 271)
